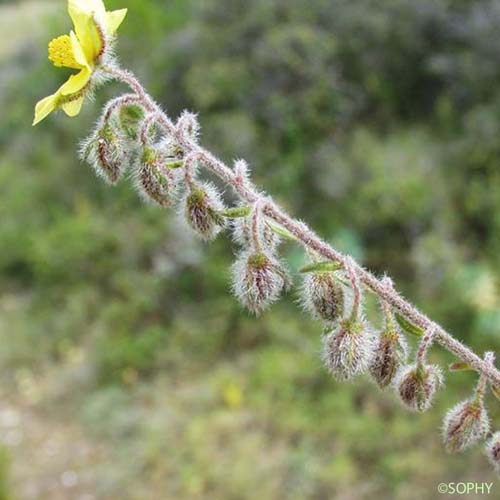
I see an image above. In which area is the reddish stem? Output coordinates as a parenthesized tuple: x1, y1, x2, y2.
(102, 65, 500, 387)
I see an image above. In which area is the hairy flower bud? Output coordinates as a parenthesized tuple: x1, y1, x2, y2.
(183, 183, 225, 240)
(134, 145, 181, 207)
(177, 110, 200, 141)
(442, 399, 489, 453)
(369, 327, 408, 389)
(232, 250, 289, 314)
(486, 432, 500, 473)
(233, 158, 250, 184)
(80, 120, 128, 184)
(396, 363, 443, 412)
(232, 214, 279, 250)
(301, 272, 345, 323)
(322, 318, 375, 381)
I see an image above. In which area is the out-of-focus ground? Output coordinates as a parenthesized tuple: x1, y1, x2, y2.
(1, 0, 500, 499)
(0, 394, 107, 500)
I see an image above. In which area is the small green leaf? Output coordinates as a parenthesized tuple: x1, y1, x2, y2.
(119, 103, 146, 139)
(299, 261, 343, 274)
(164, 159, 185, 169)
(217, 206, 252, 218)
(448, 361, 473, 372)
(267, 221, 297, 241)
(121, 103, 145, 121)
(395, 313, 424, 337)
(142, 146, 157, 164)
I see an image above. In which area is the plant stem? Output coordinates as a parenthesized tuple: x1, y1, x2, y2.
(475, 352, 496, 403)
(417, 327, 436, 365)
(103, 65, 500, 387)
(345, 257, 361, 320)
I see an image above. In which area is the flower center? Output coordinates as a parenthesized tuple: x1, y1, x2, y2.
(48, 35, 81, 69)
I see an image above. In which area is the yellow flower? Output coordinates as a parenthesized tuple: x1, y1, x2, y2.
(33, 0, 127, 126)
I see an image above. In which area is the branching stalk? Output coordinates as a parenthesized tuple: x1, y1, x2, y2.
(101, 65, 500, 387)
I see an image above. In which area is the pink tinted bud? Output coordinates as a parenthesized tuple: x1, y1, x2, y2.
(396, 363, 443, 412)
(183, 183, 226, 240)
(322, 318, 375, 381)
(81, 121, 128, 184)
(177, 111, 200, 141)
(486, 432, 500, 473)
(442, 399, 489, 453)
(232, 214, 279, 250)
(134, 146, 181, 207)
(232, 250, 289, 314)
(369, 327, 408, 389)
(302, 272, 345, 323)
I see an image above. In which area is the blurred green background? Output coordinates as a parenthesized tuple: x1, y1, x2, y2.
(1, 0, 500, 498)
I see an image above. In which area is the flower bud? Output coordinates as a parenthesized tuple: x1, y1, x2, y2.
(396, 363, 443, 412)
(369, 327, 408, 389)
(232, 250, 289, 314)
(322, 318, 375, 381)
(80, 121, 128, 184)
(486, 432, 500, 473)
(134, 146, 181, 207)
(233, 159, 250, 183)
(183, 183, 225, 240)
(301, 272, 345, 323)
(232, 214, 279, 250)
(177, 111, 200, 141)
(442, 399, 489, 453)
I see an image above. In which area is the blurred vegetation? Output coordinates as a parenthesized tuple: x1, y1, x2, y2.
(1, 0, 500, 498)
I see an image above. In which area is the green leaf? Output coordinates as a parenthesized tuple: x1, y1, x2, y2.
(121, 103, 145, 121)
(164, 159, 185, 169)
(267, 221, 297, 241)
(448, 361, 473, 372)
(299, 261, 343, 273)
(119, 103, 146, 139)
(395, 313, 424, 337)
(142, 146, 157, 164)
(217, 206, 251, 218)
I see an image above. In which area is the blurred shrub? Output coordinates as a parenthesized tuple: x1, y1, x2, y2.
(0, 0, 499, 498)
(0, 447, 11, 500)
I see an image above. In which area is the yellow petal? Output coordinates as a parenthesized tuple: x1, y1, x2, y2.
(62, 96, 84, 117)
(59, 68, 91, 96)
(33, 94, 59, 126)
(106, 9, 127, 34)
(68, 0, 106, 21)
(70, 30, 90, 68)
(68, 1, 103, 62)
(68, 0, 93, 44)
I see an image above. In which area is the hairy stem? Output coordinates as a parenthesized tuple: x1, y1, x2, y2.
(475, 352, 496, 403)
(345, 257, 361, 320)
(103, 65, 500, 386)
(417, 327, 436, 365)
